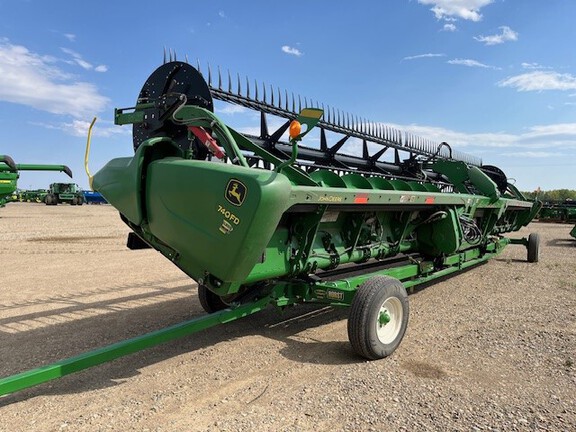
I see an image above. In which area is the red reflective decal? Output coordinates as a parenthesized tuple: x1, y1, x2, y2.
(354, 194, 368, 204)
(425, 197, 435, 204)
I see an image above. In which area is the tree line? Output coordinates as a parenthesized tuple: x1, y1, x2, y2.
(521, 189, 576, 202)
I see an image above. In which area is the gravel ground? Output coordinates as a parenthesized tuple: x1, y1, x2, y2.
(0, 203, 575, 431)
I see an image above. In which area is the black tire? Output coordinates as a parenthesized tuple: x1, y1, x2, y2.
(198, 284, 229, 313)
(527, 233, 540, 263)
(347, 276, 409, 360)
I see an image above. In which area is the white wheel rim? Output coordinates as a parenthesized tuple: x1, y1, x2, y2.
(376, 297, 403, 344)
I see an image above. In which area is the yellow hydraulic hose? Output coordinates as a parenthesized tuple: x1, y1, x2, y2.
(85, 117, 97, 190)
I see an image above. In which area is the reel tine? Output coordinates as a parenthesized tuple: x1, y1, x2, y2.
(174, 50, 177, 61)
(277, 87, 282, 108)
(163, 47, 167, 64)
(200, 61, 483, 164)
(185, 54, 189, 64)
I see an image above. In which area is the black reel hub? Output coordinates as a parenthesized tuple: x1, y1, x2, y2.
(481, 165, 508, 194)
(133, 61, 214, 152)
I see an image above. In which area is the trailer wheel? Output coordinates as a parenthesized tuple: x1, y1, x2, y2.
(527, 233, 540, 263)
(347, 276, 409, 360)
(198, 284, 229, 313)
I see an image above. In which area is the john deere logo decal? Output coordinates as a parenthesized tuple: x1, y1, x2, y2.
(225, 179, 247, 206)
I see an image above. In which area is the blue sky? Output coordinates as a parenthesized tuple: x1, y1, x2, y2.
(1, 0, 575, 191)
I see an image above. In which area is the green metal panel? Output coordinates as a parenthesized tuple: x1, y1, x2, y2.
(145, 158, 292, 288)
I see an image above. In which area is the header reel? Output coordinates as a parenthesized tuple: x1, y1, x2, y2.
(115, 58, 519, 194)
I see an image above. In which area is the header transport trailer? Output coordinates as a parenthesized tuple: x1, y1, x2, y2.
(0, 59, 541, 396)
(0, 155, 72, 207)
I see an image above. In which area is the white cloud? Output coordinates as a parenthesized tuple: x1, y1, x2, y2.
(61, 48, 108, 73)
(31, 119, 129, 137)
(218, 10, 226, 18)
(447, 58, 498, 69)
(64, 33, 76, 42)
(403, 53, 445, 61)
(502, 151, 563, 158)
(390, 122, 576, 151)
(443, 23, 457, 32)
(217, 104, 248, 115)
(521, 62, 549, 70)
(281, 45, 303, 57)
(498, 71, 576, 91)
(474, 26, 518, 45)
(418, 0, 493, 22)
(0, 40, 109, 117)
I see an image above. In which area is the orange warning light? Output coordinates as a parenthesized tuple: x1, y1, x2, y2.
(289, 120, 301, 139)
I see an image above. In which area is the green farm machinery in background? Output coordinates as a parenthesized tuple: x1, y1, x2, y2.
(0, 155, 72, 207)
(20, 189, 49, 203)
(45, 182, 84, 205)
(537, 200, 576, 223)
(537, 200, 576, 241)
(0, 59, 542, 396)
